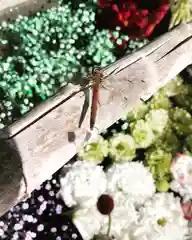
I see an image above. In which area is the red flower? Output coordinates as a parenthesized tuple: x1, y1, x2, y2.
(97, 0, 169, 38)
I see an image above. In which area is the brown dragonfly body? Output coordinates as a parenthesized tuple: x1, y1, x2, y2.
(89, 67, 104, 130)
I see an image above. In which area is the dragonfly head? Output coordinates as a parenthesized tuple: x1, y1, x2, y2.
(92, 67, 103, 76)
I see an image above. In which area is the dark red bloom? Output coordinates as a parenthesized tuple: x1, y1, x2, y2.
(97, 194, 114, 215)
(97, 0, 169, 38)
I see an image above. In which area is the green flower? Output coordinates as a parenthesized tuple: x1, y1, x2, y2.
(109, 133, 136, 162)
(145, 109, 168, 135)
(130, 120, 155, 148)
(156, 180, 170, 192)
(173, 84, 192, 112)
(162, 75, 183, 97)
(148, 89, 172, 110)
(170, 107, 192, 135)
(153, 127, 180, 155)
(126, 102, 149, 122)
(78, 136, 109, 164)
(169, 0, 192, 29)
(183, 134, 192, 155)
(145, 147, 172, 188)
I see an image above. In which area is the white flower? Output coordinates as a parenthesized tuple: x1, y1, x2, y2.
(100, 192, 138, 239)
(106, 162, 155, 207)
(170, 154, 192, 201)
(145, 109, 168, 134)
(59, 161, 107, 208)
(73, 192, 138, 240)
(129, 193, 188, 240)
(73, 206, 105, 240)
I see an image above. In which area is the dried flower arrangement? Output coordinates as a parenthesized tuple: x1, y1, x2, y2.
(0, 0, 191, 240)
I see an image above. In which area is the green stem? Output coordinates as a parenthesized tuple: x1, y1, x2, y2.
(106, 214, 112, 236)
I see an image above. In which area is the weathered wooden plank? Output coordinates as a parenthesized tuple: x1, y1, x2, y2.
(0, 0, 58, 21)
(2, 22, 192, 139)
(0, 22, 192, 217)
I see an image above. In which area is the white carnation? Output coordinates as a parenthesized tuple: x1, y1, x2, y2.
(130, 193, 188, 240)
(170, 154, 192, 201)
(100, 192, 138, 239)
(106, 162, 155, 207)
(59, 161, 107, 208)
(73, 206, 105, 240)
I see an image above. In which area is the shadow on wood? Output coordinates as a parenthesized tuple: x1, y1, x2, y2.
(0, 135, 26, 216)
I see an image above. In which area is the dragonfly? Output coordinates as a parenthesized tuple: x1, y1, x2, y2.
(80, 66, 119, 131)
(69, 66, 114, 132)
(89, 67, 105, 131)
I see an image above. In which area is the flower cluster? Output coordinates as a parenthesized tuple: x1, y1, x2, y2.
(59, 161, 188, 240)
(97, 0, 169, 37)
(0, 1, 150, 129)
(79, 75, 192, 192)
(129, 193, 188, 240)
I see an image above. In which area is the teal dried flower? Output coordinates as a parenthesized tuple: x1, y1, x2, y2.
(85, 30, 116, 67)
(78, 136, 109, 164)
(130, 119, 155, 148)
(0, 2, 118, 125)
(109, 133, 136, 162)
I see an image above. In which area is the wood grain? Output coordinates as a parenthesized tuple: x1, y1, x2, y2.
(0, 20, 192, 216)
(0, 0, 58, 22)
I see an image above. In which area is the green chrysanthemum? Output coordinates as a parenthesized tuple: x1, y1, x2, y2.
(170, 107, 192, 135)
(153, 127, 180, 155)
(162, 75, 184, 97)
(148, 89, 172, 110)
(173, 83, 192, 112)
(183, 134, 192, 155)
(125, 102, 149, 122)
(145, 109, 169, 135)
(78, 136, 109, 164)
(130, 120, 155, 148)
(145, 147, 172, 191)
(109, 133, 136, 162)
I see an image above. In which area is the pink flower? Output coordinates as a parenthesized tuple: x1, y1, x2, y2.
(181, 201, 192, 220)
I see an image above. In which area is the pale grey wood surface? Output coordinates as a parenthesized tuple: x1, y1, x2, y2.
(0, 0, 58, 21)
(0, 22, 192, 216)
